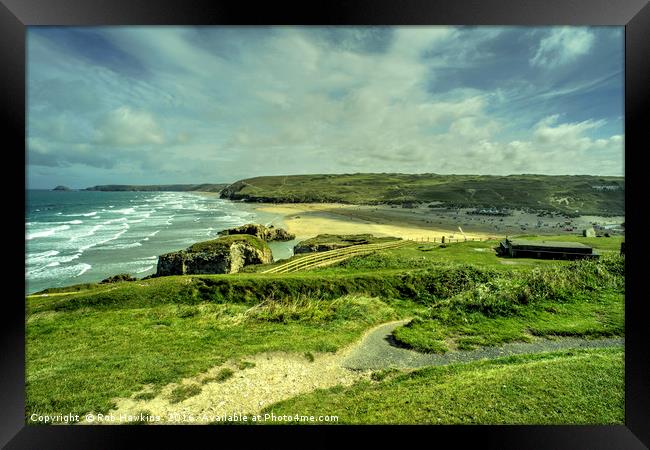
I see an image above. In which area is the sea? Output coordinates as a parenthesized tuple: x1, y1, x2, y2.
(25, 190, 296, 294)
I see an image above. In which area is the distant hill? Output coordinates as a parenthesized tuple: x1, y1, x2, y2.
(84, 184, 228, 192)
(52, 185, 71, 191)
(220, 173, 624, 216)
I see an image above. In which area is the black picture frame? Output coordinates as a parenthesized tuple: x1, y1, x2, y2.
(3, 0, 648, 447)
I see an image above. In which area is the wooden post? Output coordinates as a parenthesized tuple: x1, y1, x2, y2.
(441, 236, 445, 244)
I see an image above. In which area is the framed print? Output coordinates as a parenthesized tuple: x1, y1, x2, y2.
(2, 0, 649, 447)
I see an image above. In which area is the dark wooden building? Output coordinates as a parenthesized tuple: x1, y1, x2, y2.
(497, 238, 598, 260)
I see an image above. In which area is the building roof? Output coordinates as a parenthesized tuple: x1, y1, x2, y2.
(507, 239, 592, 249)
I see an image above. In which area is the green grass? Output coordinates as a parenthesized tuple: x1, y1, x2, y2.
(25, 295, 400, 420)
(295, 233, 398, 249)
(392, 255, 624, 351)
(236, 360, 256, 370)
(220, 173, 624, 216)
(262, 348, 624, 424)
(514, 234, 624, 252)
(26, 263, 498, 314)
(203, 368, 235, 384)
(313, 240, 570, 273)
(169, 384, 202, 403)
(25, 233, 625, 424)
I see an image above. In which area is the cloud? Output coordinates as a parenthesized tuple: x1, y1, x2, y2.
(26, 26, 624, 188)
(94, 107, 165, 146)
(530, 28, 595, 68)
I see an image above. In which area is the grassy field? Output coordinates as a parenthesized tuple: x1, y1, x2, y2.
(26, 295, 402, 418)
(25, 234, 625, 424)
(515, 234, 624, 252)
(389, 249, 624, 352)
(219, 173, 624, 216)
(262, 347, 624, 424)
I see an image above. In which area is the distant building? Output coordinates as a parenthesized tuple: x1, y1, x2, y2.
(497, 238, 598, 260)
(583, 227, 596, 238)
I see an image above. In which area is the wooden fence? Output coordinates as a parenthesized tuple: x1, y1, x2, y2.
(406, 236, 499, 243)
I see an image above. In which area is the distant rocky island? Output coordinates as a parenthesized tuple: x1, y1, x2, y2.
(52, 185, 71, 191)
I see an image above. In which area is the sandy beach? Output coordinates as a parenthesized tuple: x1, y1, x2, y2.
(251, 203, 497, 242)
(249, 202, 625, 243)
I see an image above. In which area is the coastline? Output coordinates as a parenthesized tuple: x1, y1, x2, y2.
(193, 192, 625, 250)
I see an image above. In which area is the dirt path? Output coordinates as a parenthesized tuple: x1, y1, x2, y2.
(342, 320, 624, 370)
(90, 320, 623, 424)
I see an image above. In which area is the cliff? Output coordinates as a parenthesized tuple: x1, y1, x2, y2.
(156, 234, 272, 276)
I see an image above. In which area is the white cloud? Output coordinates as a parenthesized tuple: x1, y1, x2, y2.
(94, 107, 165, 146)
(530, 27, 595, 68)
(27, 27, 624, 186)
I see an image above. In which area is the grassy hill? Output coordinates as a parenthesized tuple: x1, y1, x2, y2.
(25, 236, 624, 424)
(220, 173, 624, 216)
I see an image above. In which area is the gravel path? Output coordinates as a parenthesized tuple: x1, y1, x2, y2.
(342, 320, 624, 370)
(95, 320, 623, 424)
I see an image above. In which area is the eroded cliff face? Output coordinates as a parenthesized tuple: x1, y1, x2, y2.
(156, 235, 272, 276)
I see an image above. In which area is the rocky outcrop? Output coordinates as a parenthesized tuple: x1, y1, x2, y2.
(293, 234, 399, 254)
(52, 185, 71, 191)
(218, 223, 295, 241)
(155, 235, 272, 276)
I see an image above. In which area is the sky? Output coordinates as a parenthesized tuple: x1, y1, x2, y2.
(27, 26, 624, 189)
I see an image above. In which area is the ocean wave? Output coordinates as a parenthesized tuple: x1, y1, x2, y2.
(64, 211, 97, 217)
(148, 230, 161, 237)
(102, 241, 142, 250)
(72, 224, 104, 239)
(78, 226, 129, 251)
(26, 225, 71, 240)
(103, 217, 128, 225)
(28, 250, 60, 261)
(27, 260, 88, 279)
(76, 263, 92, 276)
(135, 265, 155, 273)
(110, 207, 136, 215)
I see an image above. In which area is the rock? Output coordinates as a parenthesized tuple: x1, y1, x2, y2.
(155, 234, 272, 276)
(100, 273, 136, 284)
(52, 185, 71, 191)
(218, 223, 295, 241)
